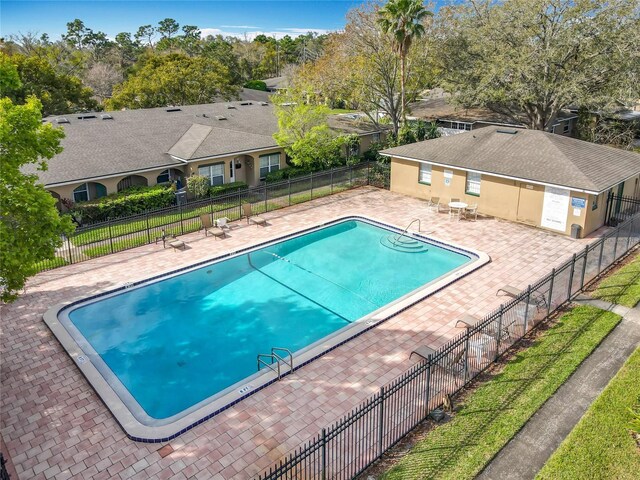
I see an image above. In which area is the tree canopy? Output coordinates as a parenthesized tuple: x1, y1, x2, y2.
(272, 91, 345, 169)
(106, 53, 239, 109)
(0, 96, 74, 302)
(377, 0, 431, 121)
(436, 0, 640, 130)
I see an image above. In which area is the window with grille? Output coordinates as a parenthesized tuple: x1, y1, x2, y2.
(198, 163, 225, 186)
(419, 163, 432, 185)
(259, 153, 280, 178)
(466, 171, 481, 196)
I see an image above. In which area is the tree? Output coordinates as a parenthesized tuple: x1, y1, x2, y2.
(0, 53, 21, 96)
(273, 91, 345, 169)
(135, 25, 156, 48)
(107, 53, 239, 109)
(83, 62, 123, 102)
(0, 96, 74, 302)
(7, 53, 98, 115)
(437, 0, 640, 130)
(377, 0, 431, 121)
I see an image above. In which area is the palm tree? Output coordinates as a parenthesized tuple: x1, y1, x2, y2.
(377, 0, 431, 122)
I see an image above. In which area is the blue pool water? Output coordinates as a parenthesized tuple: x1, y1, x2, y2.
(67, 220, 471, 420)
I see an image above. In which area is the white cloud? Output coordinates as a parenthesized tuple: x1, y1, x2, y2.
(219, 25, 260, 29)
(200, 27, 334, 41)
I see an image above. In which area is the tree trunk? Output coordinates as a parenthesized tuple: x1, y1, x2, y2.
(400, 51, 406, 123)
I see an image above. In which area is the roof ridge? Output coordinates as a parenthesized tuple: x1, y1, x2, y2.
(538, 132, 599, 191)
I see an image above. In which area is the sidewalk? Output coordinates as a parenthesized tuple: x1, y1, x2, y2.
(476, 297, 640, 480)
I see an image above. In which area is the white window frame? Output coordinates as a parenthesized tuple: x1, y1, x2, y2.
(418, 163, 432, 185)
(466, 171, 481, 196)
(198, 163, 225, 186)
(259, 153, 280, 179)
(157, 169, 171, 184)
(73, 183, 89, 202)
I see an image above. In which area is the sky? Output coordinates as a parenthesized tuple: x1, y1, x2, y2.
(1, 0, 367, 41)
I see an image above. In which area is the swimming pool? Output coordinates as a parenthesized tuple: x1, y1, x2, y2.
(45, 217, 489, 441)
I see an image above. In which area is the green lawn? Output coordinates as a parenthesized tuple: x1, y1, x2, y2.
(536, 347, 640, 480)
(382, 305, 621, 480)
(592, 252, 640, 307)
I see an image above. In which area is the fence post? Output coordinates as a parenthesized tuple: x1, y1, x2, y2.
(626, 219, 633, 252)
(546, 268, 555, 316)
(605, 190, 613, 225)
(349, 165, 353, 187)
(567, 254, 576, 300)
(367, 161, 371, 185)
(424, 361, 432, 417)
(310, 171, 314, 200)
(580, 246, 588, 289)
(463, 334, 471, 383)
(331, 168, 334, 195)
(209, 196, 214, 216)
(597, 238, 605, 274)
(178, 203, 184, 235)
(145, 210, 151, 244)
(377, 386, 385, 458)
(321, 428, 327, 480)
(288, 179, 292, 206)
(495, 305, 504, 360)
(523, 285, 531, 333)
(108, 218, 114, 254)
(65, 235, 74, 265)
(265, 185, 268, 213)
(612, 225, 620, 260)
(238, 191, 243, 220)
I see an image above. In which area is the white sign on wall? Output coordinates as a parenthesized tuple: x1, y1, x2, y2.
(444, 169, 453, 187)
(541, 186, 570, 231)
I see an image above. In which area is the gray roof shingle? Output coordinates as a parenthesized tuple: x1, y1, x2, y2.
(33, 101, 280, 186)
(381, 126, 640, 193)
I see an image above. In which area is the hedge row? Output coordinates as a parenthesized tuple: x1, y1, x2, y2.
(73, 185, 176, 223)
(208, 181, 248, 197)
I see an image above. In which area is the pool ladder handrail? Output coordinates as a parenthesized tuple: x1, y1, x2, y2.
(257, 347, 294, 380)
(391, 218, 421, 246)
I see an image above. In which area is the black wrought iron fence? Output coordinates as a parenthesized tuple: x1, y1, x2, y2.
(257, 213, 640, 480)
(605, 192, 640, 226)
(35, 162, 385, 272)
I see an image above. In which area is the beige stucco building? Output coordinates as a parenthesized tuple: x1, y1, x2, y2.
(383, 127, 640, 238)
(32, 102, 384, 206)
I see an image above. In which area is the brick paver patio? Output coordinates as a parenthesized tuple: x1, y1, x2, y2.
(0, 187, 600, 479)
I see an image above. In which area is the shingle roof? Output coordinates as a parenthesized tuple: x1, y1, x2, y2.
(381, 126, 640, 193)
(33, 101, 280, 186)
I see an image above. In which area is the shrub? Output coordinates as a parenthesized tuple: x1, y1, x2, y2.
(264, 166, 313, 183)
(244, 80, 268, 91)
(187, 175, 209, 199)
(209, 181, 248, 197)
(72, 185, 175, 224)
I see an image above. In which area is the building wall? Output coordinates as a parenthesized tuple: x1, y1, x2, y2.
(390, 157, 636, 238)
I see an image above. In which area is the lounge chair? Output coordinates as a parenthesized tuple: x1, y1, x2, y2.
(156, 229, 186, 251)
(410, 347, 466, 381)
(242, 203, 267, 226)
(497, 285, 547, 310)
(200, 213, 225, 239)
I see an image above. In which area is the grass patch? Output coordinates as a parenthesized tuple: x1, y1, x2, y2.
(536, 347, 640, 480)
(33, 256, 68, 273)
(382, 305, 621, 480)
(591, 252, 640, 307)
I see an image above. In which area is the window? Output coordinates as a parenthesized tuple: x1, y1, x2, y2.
(198, 163, 224, 186)
(418, 163, 432, 185)
(372, 132, 381, 143)
(466, 171, 481, 196)
(73, 183, 89, 202)
(592, 194, 598, 211)
(259, 153, 280, 178)
(156, 169, 171, 184)
(563, 123, 570, 134)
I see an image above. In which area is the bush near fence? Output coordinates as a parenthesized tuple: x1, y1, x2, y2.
(35, 163, 378, 272)
(257, 213, 640, 480)
(72, 184, 176, 223)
